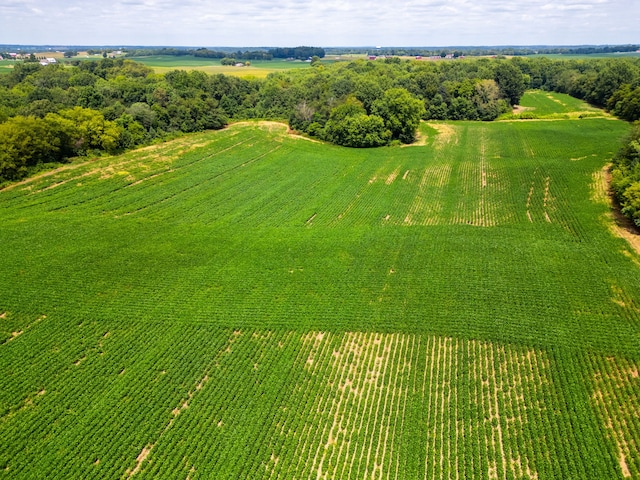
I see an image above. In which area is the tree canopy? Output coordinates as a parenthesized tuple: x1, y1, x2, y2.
(1, 55, 640, 187)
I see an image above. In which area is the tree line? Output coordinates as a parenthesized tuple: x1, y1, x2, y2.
(324, 45, 640, 58)
(121, 46, 325, 61)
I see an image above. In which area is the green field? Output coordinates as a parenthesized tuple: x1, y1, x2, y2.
(0, 60, 14, 73)
(1, 93, 639, 478)
(132, 55, 314, 77)
(516, 90, 605, 117)
(0, 56, 316, 77)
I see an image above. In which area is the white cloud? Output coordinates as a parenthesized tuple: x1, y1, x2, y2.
(0, 0, 638, 46)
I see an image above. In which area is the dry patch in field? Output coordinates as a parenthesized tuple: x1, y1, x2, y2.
(1, 159, 96, 192)
(2, 314, 46, 346)
(451, 136, 503, 227)
(288, 133, 322, 143)
(545, 94, 567, 106)
(231, 121, 288, 134)
(234, 120, 324, 143)
(513, 105, 535, 114)
(401, 129, 429, 147)
(385, 168, 400, 185)
(590, 356, 640, 478)
(591, 166, 609, 205)
(126, 446, 152, 478)
(404, 164, 451, 225)
(609, 283, 640, 312)
(3, 134, 223, 194)
(526, 173, 555, 224)
(426, 123, 458, 149)
(263, 332, 549, 480)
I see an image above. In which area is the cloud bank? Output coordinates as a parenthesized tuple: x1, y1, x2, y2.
(1, 0, 637, 46)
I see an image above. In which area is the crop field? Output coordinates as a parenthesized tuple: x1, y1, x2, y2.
(515, 90, 604, 118)
(132, 55, 314, 77)
(1, 92, 639, 478)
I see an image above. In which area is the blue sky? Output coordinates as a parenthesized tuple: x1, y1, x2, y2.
(0, 0, 638, 46)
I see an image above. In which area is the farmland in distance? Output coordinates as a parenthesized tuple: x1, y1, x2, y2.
(0, 92, 639, 479)
(131, 55, 316, 77)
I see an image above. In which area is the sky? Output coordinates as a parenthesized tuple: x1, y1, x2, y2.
(0, 0, 638, 47)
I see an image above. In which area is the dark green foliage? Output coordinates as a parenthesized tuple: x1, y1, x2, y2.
(611, 122, 640, 225)
(494, 61, 527, 105)
(608, 84, 640, 121)
(269, 46, 325, 59)
(323, 99, 391, 148)
(371, 88, 425, 143)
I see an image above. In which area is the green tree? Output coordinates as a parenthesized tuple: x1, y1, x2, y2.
(325, 113, 390, 147)
(371, 88, 425, 143)
(55, 107, 121, 154)
(494, 61, 527, 106)
(611, 123, 640, 225)
(609, 84, 640, 122)
(0, 115, 69, 181)
(323, 97, 390, 147)
(127, 102, 157, 129)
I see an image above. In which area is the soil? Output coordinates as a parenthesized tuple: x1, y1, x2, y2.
(512, 105, 534, 114)
(127, 445, 152, 478)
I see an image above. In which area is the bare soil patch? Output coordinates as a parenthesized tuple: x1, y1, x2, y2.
(289, 133, 322, 143)
(230, 121, 288, 133)
(512, 105, 534, 114)
(126, 445, 152, 478)
(0, 159, 95, 192)
(401, 131, 429, 147)
(426, 123, 457, 149)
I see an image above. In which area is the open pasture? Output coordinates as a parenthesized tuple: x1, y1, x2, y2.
(1, 99, 639, 478)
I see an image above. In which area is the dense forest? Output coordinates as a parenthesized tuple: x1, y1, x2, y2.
(120, 46, 325, 61)
(1, 55, 639, 221)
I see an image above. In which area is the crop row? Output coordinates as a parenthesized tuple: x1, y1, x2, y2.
(2, 120, 623, 233)
(587, 354, 640, 479)
(2, 322, 638, 479)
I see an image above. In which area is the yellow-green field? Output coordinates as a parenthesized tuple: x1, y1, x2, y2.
(132, 56, 314, 77)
